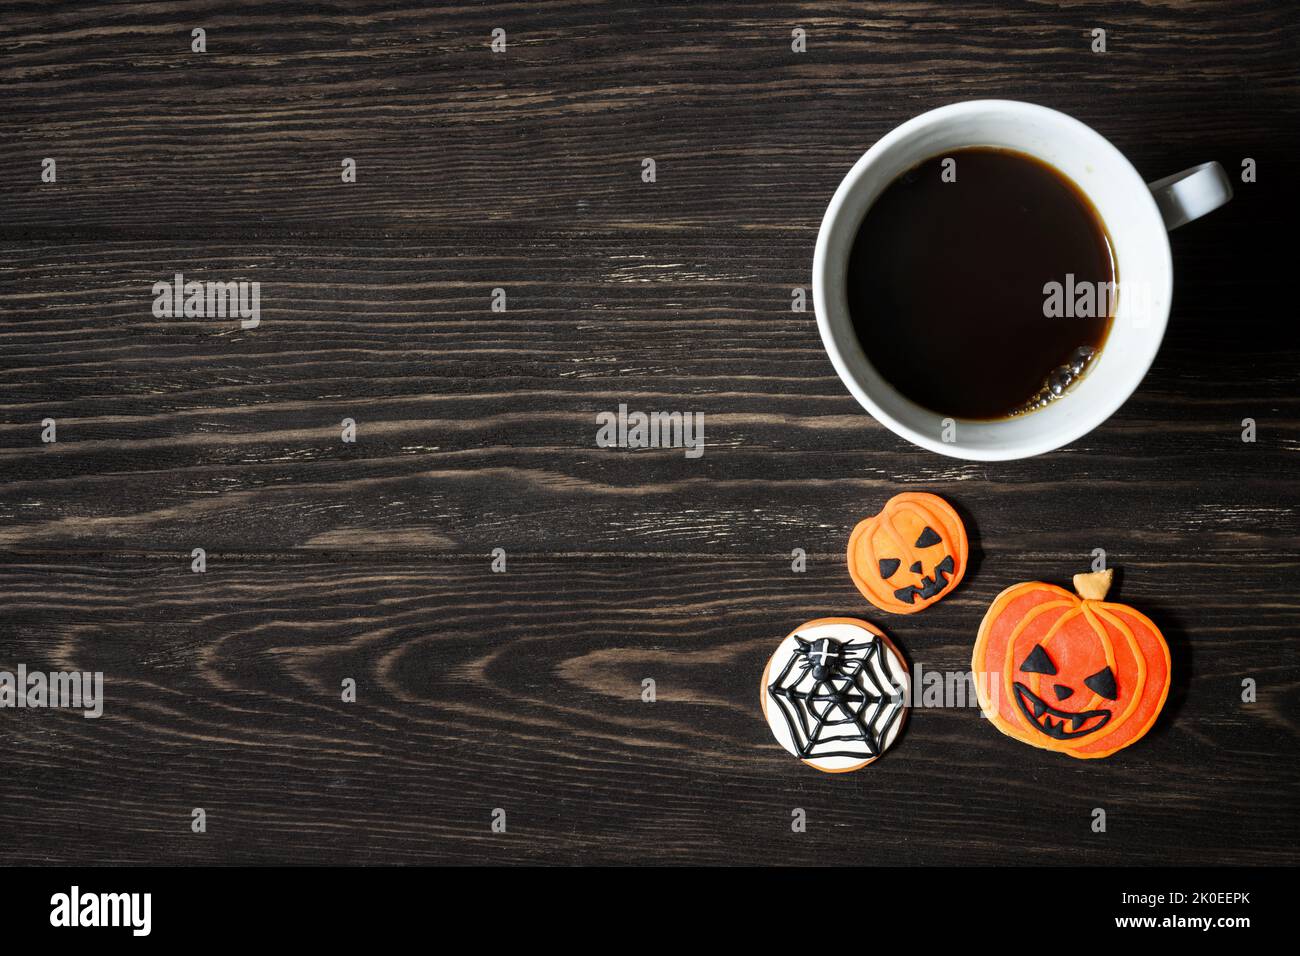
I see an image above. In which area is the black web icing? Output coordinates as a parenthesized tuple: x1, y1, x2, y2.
(767, 634, 906, 761)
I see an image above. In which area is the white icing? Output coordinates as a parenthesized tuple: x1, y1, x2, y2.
(763, 620, 910, 771)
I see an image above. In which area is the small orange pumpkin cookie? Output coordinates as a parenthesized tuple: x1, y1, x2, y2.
(848, 492, 968, 614)
(971, 569, 1171, 759)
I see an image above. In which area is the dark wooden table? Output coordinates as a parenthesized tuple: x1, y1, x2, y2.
(2, 2, 1296, 866)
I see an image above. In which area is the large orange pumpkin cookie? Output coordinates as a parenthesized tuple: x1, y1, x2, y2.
(971, 569, 1171, 759)
(761, 618, 910, 773)
(848, 492, 967, 614)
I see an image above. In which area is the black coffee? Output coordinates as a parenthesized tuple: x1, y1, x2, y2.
(846, 147, 1115, 421)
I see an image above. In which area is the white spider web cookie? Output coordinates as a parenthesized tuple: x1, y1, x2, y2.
(761, 618, 910, 772)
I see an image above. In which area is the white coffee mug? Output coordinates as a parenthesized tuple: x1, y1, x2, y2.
(812, 100, 1232, 461)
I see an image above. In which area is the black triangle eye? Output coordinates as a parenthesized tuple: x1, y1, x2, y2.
(914, 526, 942, 548)
(1084, 666, 1118, 700)
(878, 558, 901, 579)
(1020, 645, 1057, 675)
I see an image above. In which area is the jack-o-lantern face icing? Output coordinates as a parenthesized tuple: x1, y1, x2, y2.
(847, 492, 967, 614)
(972, 569, 1171, 759)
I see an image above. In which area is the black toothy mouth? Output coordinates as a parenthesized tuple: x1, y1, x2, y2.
(1013, 682, 1111, 739)
(892, 554, 956, 604)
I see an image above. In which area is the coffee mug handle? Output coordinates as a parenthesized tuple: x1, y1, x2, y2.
(1147, 161, 1233, 231)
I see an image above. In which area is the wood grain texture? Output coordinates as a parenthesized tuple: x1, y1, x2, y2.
(1, 554, 1296, 865)
(2, 1, 1297, 236)
(1, 1, 1297, 865)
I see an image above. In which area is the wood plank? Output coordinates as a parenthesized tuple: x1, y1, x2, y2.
(2, 2, 1296, 236)
(1, 234, 1296, 552)
(1, 554, 1294, 864)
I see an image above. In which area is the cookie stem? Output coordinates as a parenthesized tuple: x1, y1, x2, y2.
(1073, 568, 1113, 601)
